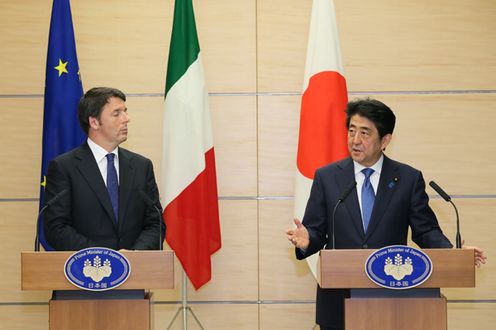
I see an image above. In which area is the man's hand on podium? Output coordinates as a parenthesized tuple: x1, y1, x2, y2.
(461, 240, 487, 267)
(286, 218, 310, 250)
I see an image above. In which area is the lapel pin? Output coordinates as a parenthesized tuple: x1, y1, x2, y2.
(388, 177, 399, 189)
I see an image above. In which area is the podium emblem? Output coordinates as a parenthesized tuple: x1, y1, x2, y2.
(64, 247, 131, 291)
(365, 245, 433, 290)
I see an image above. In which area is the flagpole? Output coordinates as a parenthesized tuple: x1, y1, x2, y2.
(163, 1, 221, 328)
(182, 272, 188, 329)
(166, 270, 204, 330)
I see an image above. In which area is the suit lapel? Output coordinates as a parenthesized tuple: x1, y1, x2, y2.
(337, 158, 365, 238)
(75, 144, 117, 227)
(365, 155, 399, 239)
(118, 148, 135, 227)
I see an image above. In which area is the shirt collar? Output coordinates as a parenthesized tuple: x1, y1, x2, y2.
(353, 154, 384, 175)
(87, 138, 118, 163)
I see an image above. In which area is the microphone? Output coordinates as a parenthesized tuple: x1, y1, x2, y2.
(429, 181, 451, 202)
(138, 190, 164, 250)
(429, 181, 461, 248)
(331, 181, 357, 249)
(35, 189, 68, 251)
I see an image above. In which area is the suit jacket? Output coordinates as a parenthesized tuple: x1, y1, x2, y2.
(44, 143, 165, 251)
(296, 156, 452, 328)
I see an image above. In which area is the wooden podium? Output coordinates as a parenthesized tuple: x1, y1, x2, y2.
(21, 250, 174, 330)
(318, 249, 475, 330)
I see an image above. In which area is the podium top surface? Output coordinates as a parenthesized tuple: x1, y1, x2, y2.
(318, 248, 475, 289)
(21, 250, 174, 291)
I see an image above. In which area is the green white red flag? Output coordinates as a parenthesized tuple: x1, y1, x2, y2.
(161, 0, 221, 290)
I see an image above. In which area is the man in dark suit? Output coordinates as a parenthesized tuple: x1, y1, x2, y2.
(44, 87, 165, 251)
(286, 98, 486, 330)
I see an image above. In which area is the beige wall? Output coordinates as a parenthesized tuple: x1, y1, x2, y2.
(0, 0, 495, 329)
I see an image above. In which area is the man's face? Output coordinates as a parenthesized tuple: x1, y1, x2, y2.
(347, 114, 391, 167)
(89, 97, 130, 151)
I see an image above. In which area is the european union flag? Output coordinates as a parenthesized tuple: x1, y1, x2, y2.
(37, 0, 85, 250)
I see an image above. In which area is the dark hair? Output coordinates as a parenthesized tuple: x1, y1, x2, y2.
(77, 87, 126, 134)
(345, 98, 396, 138)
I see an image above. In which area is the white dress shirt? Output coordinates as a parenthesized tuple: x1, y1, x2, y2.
(353, 154, 384, 216)
(87, 138, 119, 186)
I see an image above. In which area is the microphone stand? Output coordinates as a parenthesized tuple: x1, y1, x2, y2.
(449, 199, 462, 249)
(331, 200, 342, 250)
(429, 181, 462, 249)
(34, 204, 49, 251)
(151, 204, 163, 251)
(331, 182, 357, 249)
(34, 189, 67, 251)
(138, 190, 164, 250)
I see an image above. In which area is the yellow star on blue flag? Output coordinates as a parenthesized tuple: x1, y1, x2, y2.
(38, 0, 86, 251)
(54, 59, 69, 76)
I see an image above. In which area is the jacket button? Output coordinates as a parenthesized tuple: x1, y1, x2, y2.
(362, 244, 368, 249)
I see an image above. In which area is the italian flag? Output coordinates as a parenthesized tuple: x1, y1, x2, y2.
(161, 0, 221, 290)
(294, 0, 349, 277)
